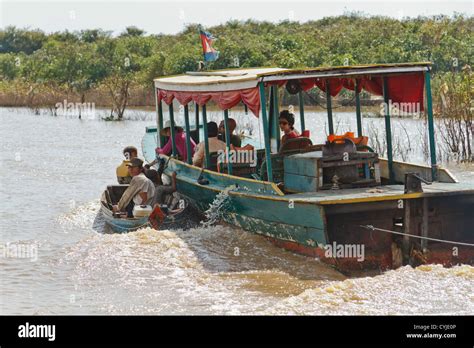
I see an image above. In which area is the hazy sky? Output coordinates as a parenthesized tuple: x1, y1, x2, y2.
(1, 0, 472, 35)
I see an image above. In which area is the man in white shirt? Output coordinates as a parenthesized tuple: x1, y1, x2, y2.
(113, 158, 155, 217)
(193, 121, 226, 167)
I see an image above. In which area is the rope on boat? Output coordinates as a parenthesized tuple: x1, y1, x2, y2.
(360, 225, 474, 247)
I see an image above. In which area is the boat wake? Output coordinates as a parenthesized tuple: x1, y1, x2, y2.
(57, 199, 105, 232)
(55, 199, 344, 314)
(201, 185, 237, 227)
(46, 199, 474, 315)
(261, 264, 474, 315)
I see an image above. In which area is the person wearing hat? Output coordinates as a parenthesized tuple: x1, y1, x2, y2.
(155, 120, 196, 162)
(113, 158, 155, 218)
(116, 146, 138, 184)
(192, 121, 226, 167)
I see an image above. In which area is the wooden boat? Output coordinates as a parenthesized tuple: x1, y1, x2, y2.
(142, 64, 474, 273)
(100, 184, 187, 233)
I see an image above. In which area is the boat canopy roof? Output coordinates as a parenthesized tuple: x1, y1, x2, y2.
(154, 62, 431, 117)
(154, 67, 287, 91)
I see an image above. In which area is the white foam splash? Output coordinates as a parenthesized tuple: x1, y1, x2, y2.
(262, 264, 474, 315)
(201, 185, 237, 227)
(57, 200, 103, 231)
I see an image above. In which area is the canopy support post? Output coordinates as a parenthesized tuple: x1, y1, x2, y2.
(425, 70, 438, 181)
(202, 104, 210, 169)
(223, 109, 233, 175)
(168, 103, 177, 157)
(298, 91, 305, 131)
(194, 103, 200, 143)
(382, 77, 394, 183)
(269, 87, 274, 142)
(156, 95, 164, 148)
(259, 82, 273, 182)
(183, 104, 192, 164)
(355, 79, 363, 137)
(326, 79, 334, 135)
(271, 85, 280, 151)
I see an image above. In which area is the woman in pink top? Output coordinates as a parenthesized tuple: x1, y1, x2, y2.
(155, 120, 196, 162)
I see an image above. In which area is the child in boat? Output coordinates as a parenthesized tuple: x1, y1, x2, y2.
(279, 110, 300, 145)
(116, 146, 138, 184)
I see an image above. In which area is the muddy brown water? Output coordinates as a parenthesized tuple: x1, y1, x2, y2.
(1, 107, 472, 314)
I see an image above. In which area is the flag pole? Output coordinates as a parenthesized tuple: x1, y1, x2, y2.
(198, 25, 219, 70)
(197, 25, 207, 71)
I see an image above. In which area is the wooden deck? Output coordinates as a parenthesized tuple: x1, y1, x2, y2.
(287, 181, 474, 205)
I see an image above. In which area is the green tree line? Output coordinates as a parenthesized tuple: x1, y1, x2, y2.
(0, 14, 472, 119)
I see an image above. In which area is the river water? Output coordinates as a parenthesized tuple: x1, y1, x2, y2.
(1, 107, 473, 315)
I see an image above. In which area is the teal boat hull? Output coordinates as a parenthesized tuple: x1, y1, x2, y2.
(142, 128, 328, 248)
(100, 200, 149, 233)
(142, 128, 474, 272)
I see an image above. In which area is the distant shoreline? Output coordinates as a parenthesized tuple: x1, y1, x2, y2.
(0, 103, 387, 116)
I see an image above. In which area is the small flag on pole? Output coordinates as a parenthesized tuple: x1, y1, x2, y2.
(199, 28, 219, 62)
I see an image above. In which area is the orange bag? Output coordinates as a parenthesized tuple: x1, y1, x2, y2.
(328, 132, 368, 146)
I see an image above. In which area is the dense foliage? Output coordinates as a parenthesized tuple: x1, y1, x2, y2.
(0, 14, 472, 119)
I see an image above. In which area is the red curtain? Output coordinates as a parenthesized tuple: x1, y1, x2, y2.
(385, 73, 425, 111)
(157, 87, 261, 117)
(157, 72, 425, 117)
(299, 78, 316, 91)
(314, 78, 344, 96)
(341, 78, 363, 93)
(360, 76, 383, 96)
(359, 74, 425, 111)
(285, 73, 424, 111)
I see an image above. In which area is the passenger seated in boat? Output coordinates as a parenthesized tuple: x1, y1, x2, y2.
(145, 169, 177, 206)
(279, 110, 300, 146)
(192, 121, 226, 167)
(155, 120, 196, 162)
(218, 118, 241, 147)
(116, 146, 138, 184)
(113, 158, 155, 218)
